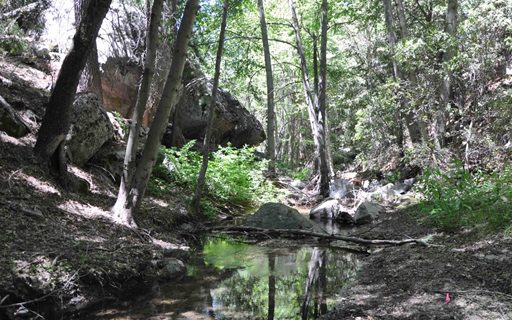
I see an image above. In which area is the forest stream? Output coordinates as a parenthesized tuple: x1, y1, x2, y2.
(89, 220, 361, 320)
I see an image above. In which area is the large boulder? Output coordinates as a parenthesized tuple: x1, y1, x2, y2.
(310, 199, 355, 225)
(245, 203, 323, 232)
(353, 201, 384, 225)
(101, 58, 265, 149)
(0, 95, 30, 137)
(164, 60, 265, 149)
(66, 93, 114, 166)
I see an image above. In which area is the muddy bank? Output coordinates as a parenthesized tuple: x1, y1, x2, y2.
(0, 131, 196, 319)
(320, 209, 512, 320)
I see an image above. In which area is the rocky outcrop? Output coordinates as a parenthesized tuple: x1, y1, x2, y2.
(66, 93, 114, 166)
(245, 202, 323, 232)
(353, 201, 384, 225)
(101, 58, 266, 149)
(0, 95, 30, 137)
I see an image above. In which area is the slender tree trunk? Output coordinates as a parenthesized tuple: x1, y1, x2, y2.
(34, 0, 111, 178)
(289, 0, 329, 196)
(395, 0, 424, 144)
(258, 0, 276, 176)
(318, 0, 330, 194)
(190, 0, 228, 216)
(114, 0, 199, 226)
(435, 0, 458, 149)
(74, 0, 103, 101)
(145, 0, 178, 125)
(112, 0, 164, 223)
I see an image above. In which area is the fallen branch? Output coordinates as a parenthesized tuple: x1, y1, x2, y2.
(0, 2, 43, 21)
(208, 226, 431, 247)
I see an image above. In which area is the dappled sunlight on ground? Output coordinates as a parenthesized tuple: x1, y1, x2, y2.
(12, 170, 61, 195)
(58, 199, 112, 220)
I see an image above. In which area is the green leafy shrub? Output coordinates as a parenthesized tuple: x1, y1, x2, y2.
(416, 162, 512, 232)
(148, 141, 283, 215)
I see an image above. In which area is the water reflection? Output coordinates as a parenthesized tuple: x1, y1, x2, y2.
(92, 239, 360, 320)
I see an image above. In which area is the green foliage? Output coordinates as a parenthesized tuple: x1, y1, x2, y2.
(290, 167, 311, 181)
(148, 141, 282, 215)
(0, 22, 29, 55)
(416, 162, 512, 232)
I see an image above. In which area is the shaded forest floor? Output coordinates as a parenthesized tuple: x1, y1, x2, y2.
(0, 127, 195, 319)
(322, 207, 512, 320)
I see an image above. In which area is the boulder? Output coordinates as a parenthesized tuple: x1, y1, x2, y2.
(310, 199, 341, 220)
(354, 201, 384, 225)
(0, 95, 30, 137)
(164, 60, 266, 149)
(245, 202, 323, 232)
(66, 93, 114, 166)
(329, 179, 353, 199)
(101, 58, 266, 149)
(152, 258, 186, 280)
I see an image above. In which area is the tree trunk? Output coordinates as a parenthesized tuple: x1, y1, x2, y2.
(288, 0, 329, 197)
(258, 0, 276, 176)
(190, 0, 228, 216)
(74, 0, 103, 101)
(145, 0, 178, 125)
(395, 0, 424, 144)
(435, 0, 458, 149)
(34, 0, 111, 178)
(318, 0, 330, 195)
(112, 0, 164, 223)
(113, 0, 199, 227)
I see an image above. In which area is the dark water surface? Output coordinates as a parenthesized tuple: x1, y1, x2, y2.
(93, 222, 361, 320)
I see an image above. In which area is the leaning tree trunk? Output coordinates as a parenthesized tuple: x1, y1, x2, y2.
(289, 0, 329, 197)
(112, 0, 164, 222)
(257, 0, 276, 176)
(114, 0, 199, 227)
(190, 0, 229, 216)
(435, 0, 458, 149)
(34, 0, 111, 179)
(74, 0, 103, 101)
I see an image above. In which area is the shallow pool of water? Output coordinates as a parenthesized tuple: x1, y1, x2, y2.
(93, 225, 361, 319)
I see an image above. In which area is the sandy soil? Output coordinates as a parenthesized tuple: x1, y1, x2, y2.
(321, 208, 512, 320)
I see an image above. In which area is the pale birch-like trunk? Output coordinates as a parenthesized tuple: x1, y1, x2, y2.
(190, 0, 228, 216)
(114, 0, 199, 227)
(289, 0, 329, 197)
(258, 0, 276, 176)
(112, 0, 164, 225)
(434, 0, 458, 149)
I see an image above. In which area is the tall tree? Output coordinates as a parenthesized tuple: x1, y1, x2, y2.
(288, 0, 330, 197)
(257, 0, 276, 176)
(112, 0, 199, 227)
(434, 0, 458, 149)
(190, 0, 229, 216)
(74, 0, 103, 100)
(34, 0, 112, 184)
(112, 0, 164, 221)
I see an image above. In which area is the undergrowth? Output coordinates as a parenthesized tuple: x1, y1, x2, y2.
(416, 161, 512, 233)
(148, 141, 283, 217)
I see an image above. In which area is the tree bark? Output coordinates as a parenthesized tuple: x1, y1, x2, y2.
(434, 0, 458, 149)
(114, 0, 199, 227)
(288, 0, 329, 197)
(74, 0, 103, 101)
(34, 0, 112, 178)
(318, 0, 330, 195)
(258, 0, 276, 176)
(190, 0, 228, 216)
(112, 0, 164, 224)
